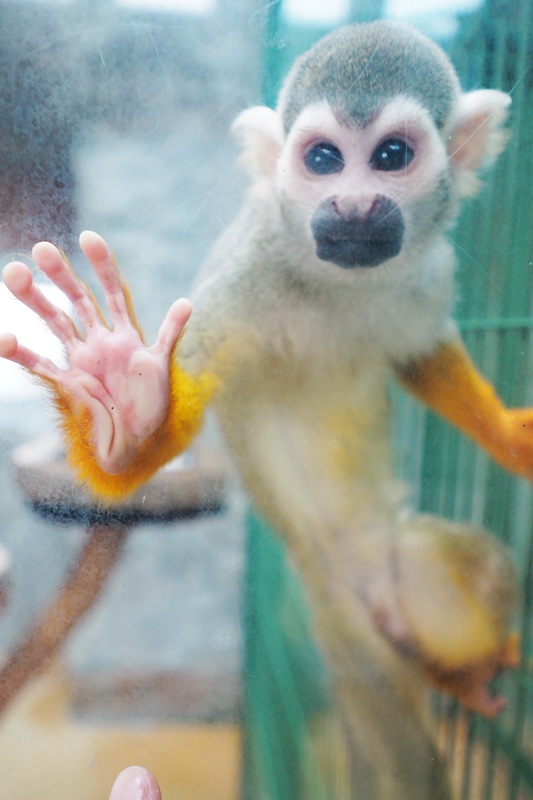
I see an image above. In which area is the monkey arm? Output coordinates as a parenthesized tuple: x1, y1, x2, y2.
(0, 232, 214, 500)
(396, 337, 533, 480)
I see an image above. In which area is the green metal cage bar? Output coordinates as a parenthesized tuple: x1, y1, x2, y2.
(243, 1, 533, 797)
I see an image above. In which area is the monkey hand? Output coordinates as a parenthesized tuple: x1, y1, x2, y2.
(421, 632, 520, 719)
(371, 517, 519, 718)
(0, 232, 212, 499)
(375, 609, 520, 718)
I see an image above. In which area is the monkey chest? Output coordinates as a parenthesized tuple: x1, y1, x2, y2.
(221, 349, 393, 483)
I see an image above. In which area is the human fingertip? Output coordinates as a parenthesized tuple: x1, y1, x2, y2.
(108, 766, 162, 800)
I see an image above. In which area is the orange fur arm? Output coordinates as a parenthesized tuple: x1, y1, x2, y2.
(46, 360, 215, 501)
(396, 338, 533, 480)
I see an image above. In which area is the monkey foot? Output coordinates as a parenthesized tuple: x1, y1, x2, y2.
(423, 632, 520, 718)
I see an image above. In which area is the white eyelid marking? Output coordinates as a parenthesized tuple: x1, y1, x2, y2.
(370, 97, 438, 147)
(286, 101, 351, 149)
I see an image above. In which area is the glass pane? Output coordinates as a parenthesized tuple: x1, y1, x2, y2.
(1, 1, 533, 799)
(0, 1, 259, 797)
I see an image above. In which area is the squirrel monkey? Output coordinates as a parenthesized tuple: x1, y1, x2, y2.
(0, 21, 527, 799)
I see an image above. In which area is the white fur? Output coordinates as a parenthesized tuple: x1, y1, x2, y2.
(448, 89, 511, 196)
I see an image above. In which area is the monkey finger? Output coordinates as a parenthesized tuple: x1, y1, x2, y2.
(78, 230, 132, 326)
(3, 261, 79, 346)
(108, 767, 162, 800)
(152, 298, 192, 359)
(32, 240, 103, 332)
(0, 333, 62, 381)
(0, 333, 18, 360)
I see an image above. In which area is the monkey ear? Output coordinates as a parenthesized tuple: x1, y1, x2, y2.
(231, 106, 284, 179)
(448, 89, 511, 197)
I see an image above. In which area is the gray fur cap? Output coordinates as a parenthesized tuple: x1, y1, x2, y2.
(278, 21, 460, 133)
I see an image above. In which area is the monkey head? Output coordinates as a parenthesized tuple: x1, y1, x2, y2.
(233, 21, 510, 272)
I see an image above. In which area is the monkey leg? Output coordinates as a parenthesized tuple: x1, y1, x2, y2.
(304, 567, 452, 800)
(0, 524, 128, 713)
(373, 515, 519, 717)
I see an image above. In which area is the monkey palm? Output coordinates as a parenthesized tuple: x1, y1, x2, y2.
(0, 21, 528, 800)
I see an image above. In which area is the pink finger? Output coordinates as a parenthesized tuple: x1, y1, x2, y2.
(108, 767, 162, 800)
(31, 241, 101, 329)
(0, 333, 18, 359)
(3, 261, 79, 345)
(0, 333, 61, 379)
(153, 298, 192, 358)
(79, 230, 131, 323)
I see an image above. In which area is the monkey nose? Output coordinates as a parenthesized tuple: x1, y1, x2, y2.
(331, 195, 379, 222)
(331, 195, 359, 221)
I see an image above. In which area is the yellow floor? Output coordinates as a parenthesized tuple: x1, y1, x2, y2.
(0, 664, 241, 800)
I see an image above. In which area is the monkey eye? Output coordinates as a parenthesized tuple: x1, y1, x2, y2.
(370, 138, 415, 172)
(304, 142, 344, 175)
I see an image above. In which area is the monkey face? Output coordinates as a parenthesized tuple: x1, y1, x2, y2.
(276, 99, 450, 270)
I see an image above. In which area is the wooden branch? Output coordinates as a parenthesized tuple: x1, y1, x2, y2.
(0, 524, 129, 712)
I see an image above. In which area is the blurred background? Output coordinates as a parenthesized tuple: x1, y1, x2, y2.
(0, 0, 531, 798)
